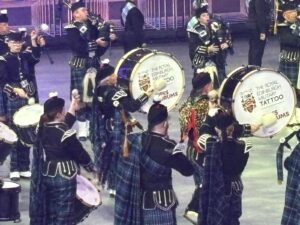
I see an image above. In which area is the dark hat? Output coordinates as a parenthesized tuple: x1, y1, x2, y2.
(213, 109, 234, 130)
(71, 1, 85, 12)
(279, 1, 298, 11)
(0, 9, 8, 23)
(44, 96, 65, 115)
(7, 32, 23, 42)
(195, 5, 209, 17)
(192, 71, 211, 89)
(147, 102, 168, 127)
(97, 62, 115, 82)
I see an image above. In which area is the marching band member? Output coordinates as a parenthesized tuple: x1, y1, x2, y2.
(187, 5, 218, 70)
(29, 94, 95, 225)
(277, 1, 300, 103)
(65, 1, 116, 141)
(0, 31, 42, 181)
(0, 9, 9, 55)
(247, 0, 271, 66)
(92, 60, 152, 196)
(115, 101, 194, 225)
(121, 0, 145, 53)
(179, 71, 213, 224)
(198, 108, 253, 225)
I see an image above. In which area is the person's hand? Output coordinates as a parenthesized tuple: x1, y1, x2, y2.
(207, 44, 219, 54)
(220, 42, 229, 50)
(109, 33, 117, 41)
(13, 88, 28, 99)
(96, 37, 109, 47)
(145, 88, 154, 97)
(69, 91, 84, 113)
(260, 33, 266, 41)
(37, 36, 46, 47)
(250, 123, 262, 133)
(0, 115, 6, 123)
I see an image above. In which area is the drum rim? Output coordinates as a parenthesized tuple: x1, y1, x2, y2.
(76, 175, 101, 207)
(231, 68, 296, 137)
(0, 122, 18, 144)
(129, 50, 185, 112)
(13, 104, 43, 128)
(114, 47, 145, 75)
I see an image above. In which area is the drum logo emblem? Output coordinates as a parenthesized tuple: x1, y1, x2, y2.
(241, 93, 256, 113)
(139, 74, 151, 92)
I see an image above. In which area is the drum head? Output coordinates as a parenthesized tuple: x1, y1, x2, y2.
(76, 175, 101, 207)
(231, 69, 296, 137)
(0, 122, 17, 144)
(116, 48, 185, 112)
(13, 104, 43, 128)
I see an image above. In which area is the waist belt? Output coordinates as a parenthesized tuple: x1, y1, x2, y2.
(280, 50, 300, 63)
(142, 189, 178, 211)
(42, 160, 77, 179)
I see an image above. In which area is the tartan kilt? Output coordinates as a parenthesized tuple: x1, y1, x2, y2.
(6, 97, 28, 124)
(70, 67, 87, 99)
(0, 90, 6, 116)
(279, 60, 300, 89)
(142, 207, 177, 225)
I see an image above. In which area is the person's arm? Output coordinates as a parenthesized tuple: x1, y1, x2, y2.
(62, 132, 94, 169)
(129, 8, 145, 44)
(65, 27, 88, 54)
(255, 0, 268, 34)
(165, 142, 194, 176)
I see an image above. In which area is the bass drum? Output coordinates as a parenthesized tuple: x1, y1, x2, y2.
(115, 48, 185, 112)
(219, 66, 296, 137)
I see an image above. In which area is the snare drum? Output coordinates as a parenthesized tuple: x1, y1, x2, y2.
(115, 48, 185, 112)
(75, 175, 101, 223)
(219, 66, 296, 137)
(13, 104, 43, 146)
(0, 122, 18, 164)
(0, 181, 21, 222)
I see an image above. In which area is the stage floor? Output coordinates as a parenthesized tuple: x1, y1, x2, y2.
(0, 37, 297, 225)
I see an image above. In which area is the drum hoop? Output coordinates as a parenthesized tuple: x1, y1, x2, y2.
(76, 175, 101, 207)
(0, 123, 18, 145)
(13, 104, 42, 128)
(129, 51, 186, 111)
(114, 48, 143, 76)
(231, 68, 296, 137)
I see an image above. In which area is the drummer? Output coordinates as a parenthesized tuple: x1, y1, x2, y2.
(29, 93, 95, 225)
(91, 59, 153, 196)
(0, 31, 42, 180)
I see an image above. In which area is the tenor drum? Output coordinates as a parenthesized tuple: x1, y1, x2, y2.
(115, 48, 185, 112)
(219, 66, 296, 137)
(75, 175, 101, 223)
(0, 181, 21, 222)
(13, 104, 43, 146)
(0, 122, 18, 165)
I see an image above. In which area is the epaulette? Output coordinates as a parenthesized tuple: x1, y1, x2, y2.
(240, 139, 253, 153)
(111, 90, 127, 107)
(61, 129, 76, 142)
(197, 134, 215, 151)
(64, 24, 77, 29)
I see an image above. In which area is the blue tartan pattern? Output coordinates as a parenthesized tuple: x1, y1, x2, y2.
(92, 107, 124, 188)
(115, 133, 177, 225)
(199, 138, 226, 225)
(115, 133, 141, 225)
(279, 60, 299, 89)
(281, 144, 300, 225)
(6, 97, 30, 171)
(143, 208, 176, 225)
(0, 89, 6, 116)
